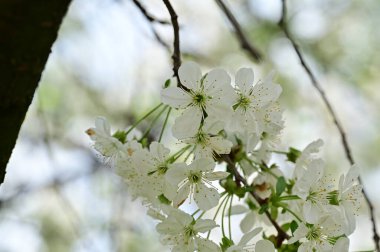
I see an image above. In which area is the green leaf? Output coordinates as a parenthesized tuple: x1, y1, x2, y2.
(164, 79, 171, 88)
(276, 176, 287, 196)
(290, 220, 298, 234)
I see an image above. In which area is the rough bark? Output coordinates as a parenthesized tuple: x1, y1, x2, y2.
(0, 0, 72, 184)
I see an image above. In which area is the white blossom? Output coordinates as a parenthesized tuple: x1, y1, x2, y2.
(178, 118, 233, 159)
(229, 68, 282, 136)
(161, 62, 236, 138)
(289, 214, 346, 252)
(86, 117, 124, 161)
(166, 158, 229, 211)
(226, 228, 275, 252)
(156, 209, 220, 252)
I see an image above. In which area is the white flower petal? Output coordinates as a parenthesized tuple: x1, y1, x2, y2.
(193, 219, 218, 233)
(303, 201, 322, 224)
(203, 171, 229, 181)
(255, 240, 275, 252)
(172, 106, 202, 139)
(208, 136, 233, 155)
(173, 183, 191, 208)
(288, 223, 308, 244)
(194, 183, 220, 211)
(161, 86, 191, 109)
(240, 211, 256, 233)
(196, 237, 221, 252)
(191, 158, 215, 173)
(239, 227, 262, 245)
(333, 237, 349, 252)
(166, 163, 189, 186)
(235, 68, 254, 94)
(95, 116, 111, 135)
(251, 83, 282, 109)
(203, 68, 232, 98)
(179, 62, 202, 90)
(229, 205, 248, 215)
(149, 142, 170, 162)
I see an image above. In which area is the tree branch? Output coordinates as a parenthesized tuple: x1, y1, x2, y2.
(222, 154, 290, 247)
(131, 0, 171, 50)
(214, 0, 262, 62)
(132, 0, 171, 25)
(0, 0, 72, 184)
(162, 0, 182, 86)
(278, 1, 380, 250)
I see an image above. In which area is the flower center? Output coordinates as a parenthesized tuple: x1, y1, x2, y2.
(188, 172, 201, 184)
(306, 226, 322, 241)
(234, 94, 251, 111)
(196, 131, 208, 145)
(192, 92, 207, 108)
(157, 164, 168, 175)
(184, 225, 196, 237)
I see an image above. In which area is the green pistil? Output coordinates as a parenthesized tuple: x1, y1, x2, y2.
(189, 172, 201, 183)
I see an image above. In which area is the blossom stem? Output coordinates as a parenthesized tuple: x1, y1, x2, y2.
(140, 105, 168, 140)
(228, 194, 233, 240)
(158, 107, 171, 142)
(125, 103, 163, 135)
(191, 209, 200, 216)
(207, 193, 229, 239)
(279, 195, 300, 201)
(221, 194, 231, 238)
(169, 145, 191, 162)
(278, 203, 302, 222)
(243, 156, 279, 179)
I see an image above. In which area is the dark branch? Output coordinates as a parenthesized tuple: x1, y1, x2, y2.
(278, 1, 380, 250)
(222, 154, 290, 247)
(131, 0, 170, 50)
(132, 0, 170, 25)
(0, 0, 72, 184)
(162, 0, 182, 86)
(215, 0, 262, 62)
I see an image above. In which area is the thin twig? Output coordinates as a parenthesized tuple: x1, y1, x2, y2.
(131, 0, 171, 50)
(222, 154, 290, 247)
(278, 1, 379, 251)
(214, 0, 262, 62)
(132, 0, 171, 25)
(162, 0, 182, 86)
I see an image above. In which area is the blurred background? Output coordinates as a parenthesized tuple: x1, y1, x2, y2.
(1, 0, 379, 251)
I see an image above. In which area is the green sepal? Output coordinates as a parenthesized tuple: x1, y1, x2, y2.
(112, 130, 127, 144)
(220, 237, 234, 251)
(287, 147, 301, 163)
(158, 194, 171, 205)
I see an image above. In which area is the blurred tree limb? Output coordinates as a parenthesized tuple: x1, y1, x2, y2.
(0, 0, 72, 184)
(278, 0, 380, 250)
(215, 0, 262, 62)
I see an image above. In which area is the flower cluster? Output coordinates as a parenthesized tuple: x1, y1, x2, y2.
(86, 62, 362, 251)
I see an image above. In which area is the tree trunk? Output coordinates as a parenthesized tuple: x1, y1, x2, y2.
(0, 0, 72, 184)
